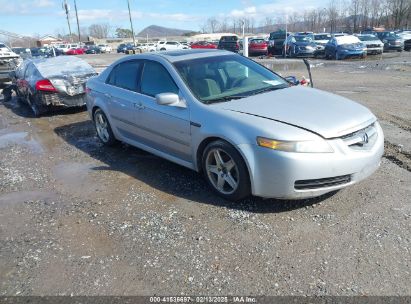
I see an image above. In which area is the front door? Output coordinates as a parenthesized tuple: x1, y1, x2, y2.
(136, 60, 191, 162)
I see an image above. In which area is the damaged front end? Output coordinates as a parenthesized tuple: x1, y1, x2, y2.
(0, 56, 21, 84)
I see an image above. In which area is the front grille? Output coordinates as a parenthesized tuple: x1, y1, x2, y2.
(295, 175, 351, 190)
(340, 123, 377, 150)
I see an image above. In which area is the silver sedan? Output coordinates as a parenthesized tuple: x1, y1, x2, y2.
(85, 50, 384, 201)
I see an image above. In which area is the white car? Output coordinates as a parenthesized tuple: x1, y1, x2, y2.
(98, 44, 112, 53)
(156, 41, 189, 51)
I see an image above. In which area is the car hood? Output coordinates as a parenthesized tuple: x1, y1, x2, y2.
(214, 86, 376, 139)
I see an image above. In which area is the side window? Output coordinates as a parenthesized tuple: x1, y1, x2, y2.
(141, 61, 178, 97)
(107, 61, 141, 92)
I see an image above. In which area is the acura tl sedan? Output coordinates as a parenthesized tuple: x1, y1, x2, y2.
(85, 49, 384, 201)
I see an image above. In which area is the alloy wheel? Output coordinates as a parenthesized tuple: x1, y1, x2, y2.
(205, 148, 239, 195)
(95, 112, 110, 143)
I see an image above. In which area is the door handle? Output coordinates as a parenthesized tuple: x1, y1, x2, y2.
(104, 93, 112, 98)
(134, 102, 145, 110)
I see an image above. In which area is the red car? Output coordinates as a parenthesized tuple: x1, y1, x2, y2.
(248, 38, 268, 56)
(66, 48, 85, 55)
(190, 41, 217, 49)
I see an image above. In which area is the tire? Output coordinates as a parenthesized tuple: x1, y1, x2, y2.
(160, 48, 166, 51)
(2, 86, 12, 102)
(202, 140, 250, 201)
(28, 94, 47, 117)
(93, 108, 117, 146)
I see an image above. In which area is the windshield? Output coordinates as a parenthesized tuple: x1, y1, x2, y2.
(358, 35, 378, 41)
(294, 36, 313, 42)
(315, 34, 331, 40)
(173, 55, 288, 104)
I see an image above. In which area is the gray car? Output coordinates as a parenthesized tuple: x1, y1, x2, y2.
(85, 50, 384, 201)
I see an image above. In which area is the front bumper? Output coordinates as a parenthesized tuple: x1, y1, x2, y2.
(366, 47, 383, 54)
(338, 50, 366, 59)
(237, 122, 384, 199)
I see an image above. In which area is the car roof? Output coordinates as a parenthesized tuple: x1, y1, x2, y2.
(125, 49, 233, 63)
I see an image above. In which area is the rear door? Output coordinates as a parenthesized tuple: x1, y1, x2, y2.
(104, 60, 144, 139)
(136, 60, 191, 162)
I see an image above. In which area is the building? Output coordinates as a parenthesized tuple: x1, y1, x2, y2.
(37, 35, 63, 47)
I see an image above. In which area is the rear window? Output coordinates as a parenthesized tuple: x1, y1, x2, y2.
(269, 32, 286, 39)
(220, 36, 238, 42)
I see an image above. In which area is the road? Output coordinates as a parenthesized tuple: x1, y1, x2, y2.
(0, 52, 410, 296)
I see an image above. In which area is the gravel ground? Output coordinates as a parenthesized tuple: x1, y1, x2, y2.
(0, 52, 410, 296)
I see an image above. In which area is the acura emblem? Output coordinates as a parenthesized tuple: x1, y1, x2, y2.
(360, 132, 369, 144)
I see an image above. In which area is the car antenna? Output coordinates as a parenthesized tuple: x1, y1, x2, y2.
(302, 58, 314, 88)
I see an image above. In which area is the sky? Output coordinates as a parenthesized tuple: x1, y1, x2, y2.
(0, 0, 327, 37)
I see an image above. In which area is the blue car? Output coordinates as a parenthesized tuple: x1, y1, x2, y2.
(325, 35, 366, 60)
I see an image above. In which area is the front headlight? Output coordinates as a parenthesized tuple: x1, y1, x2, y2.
(257, 137, 334, 153)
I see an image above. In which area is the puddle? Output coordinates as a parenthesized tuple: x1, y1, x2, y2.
(0, 131, 43, 153)
(52, 162, 105, 197)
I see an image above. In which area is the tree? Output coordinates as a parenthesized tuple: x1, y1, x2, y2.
(115, 28, 133, 38)
(207, 17, 220, 33)
(89, 23, 110, 39)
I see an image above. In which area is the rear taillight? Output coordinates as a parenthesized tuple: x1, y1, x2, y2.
(236, 42, 240, 49)
(35, 79, 57, 92)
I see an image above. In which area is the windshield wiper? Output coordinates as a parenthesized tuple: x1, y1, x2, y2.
(249, 86, 286, 96)
(204, 95, 246, 104)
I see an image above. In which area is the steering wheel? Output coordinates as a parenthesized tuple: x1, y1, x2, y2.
(230, 76, 247, 88)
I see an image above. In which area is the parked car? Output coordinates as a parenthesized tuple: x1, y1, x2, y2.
(156, 41, 189, 51)
(85, 46, 102, 54)
(310, 33, 331, 56)
(217, 36, 240, 53)
(248, 38, 268, 56)
(325, 35, 366, 60)
(376, 32, 404, 52)
(12, 56, 97, 116)
(66, 48, 85, 55)
(283, 34, 317, 57)
(356, 34, 383, 55)
(30, 47, 55, 58)
(397, 30, 411, 51)
(98, 44, 112, 53)
(117, 43, 134, 53)
(0, 42, 20, 86)
(85, 50, 383, 201)
(190, 41, 217, 49)
(268, 30, 289, 55)
(12, 47, 31, 57)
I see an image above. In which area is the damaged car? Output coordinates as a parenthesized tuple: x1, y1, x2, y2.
(12, 56, 97, 116)
(0, 42, 21, 87)
(86, 50, 384, 201)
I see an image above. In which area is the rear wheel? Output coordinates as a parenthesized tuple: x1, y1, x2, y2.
(202, 140, 250, 201)
(94, 108, 117, 146)
(28, 94, 47, 117)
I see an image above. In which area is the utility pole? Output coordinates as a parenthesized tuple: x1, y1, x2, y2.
(127, 0, 136, 46)
(73, 0, 81, 44)
(62, 0, 73, 42)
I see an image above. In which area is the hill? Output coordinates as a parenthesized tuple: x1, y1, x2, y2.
(137, 25, 192, 37)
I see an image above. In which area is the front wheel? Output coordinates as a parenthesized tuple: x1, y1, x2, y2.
(202, 140, 250, 201)
(94, 109, 117, 146)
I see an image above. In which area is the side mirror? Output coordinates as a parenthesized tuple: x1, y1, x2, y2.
(155, 93, 181, 106)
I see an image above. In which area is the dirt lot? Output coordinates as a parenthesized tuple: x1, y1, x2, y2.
(0, 52, 410, 296)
